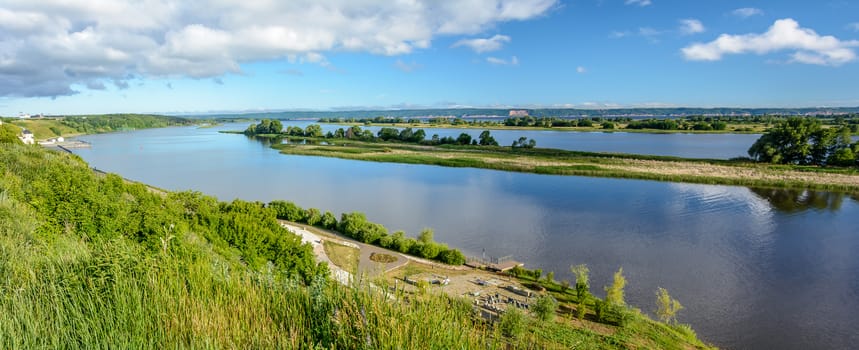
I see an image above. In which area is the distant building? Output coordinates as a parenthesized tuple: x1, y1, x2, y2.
(18, 113, 31, 119)
(508, 110, 528, 117)
(19, 129, 35, 145)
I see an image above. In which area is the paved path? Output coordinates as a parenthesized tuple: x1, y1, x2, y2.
(280, 223, 352, 285)
(280, 221, 409, 278)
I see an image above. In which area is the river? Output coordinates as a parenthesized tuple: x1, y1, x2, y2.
(72, 123, 859, 349)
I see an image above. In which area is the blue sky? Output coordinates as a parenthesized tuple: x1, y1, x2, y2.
(1, 0, 858, 115)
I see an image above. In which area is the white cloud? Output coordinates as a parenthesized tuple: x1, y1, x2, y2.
(848, 22, 859, 32)
(682, 18, 859, 66)
(609, 27, 663, 42)
(394, 59, 422, 72)
(452, 34, 511, 53)
(486, 56, 519, 65)
(0, 0, 557, 97)
(732, 7, 763, 18)
(679, 19, 705, 35)
(576, 66, 586, 73)
(625, 0, 652, 7)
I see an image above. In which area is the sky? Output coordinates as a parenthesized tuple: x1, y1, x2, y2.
(1, 0, 859, 116)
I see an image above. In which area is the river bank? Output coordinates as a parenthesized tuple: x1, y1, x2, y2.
(270, 139, 859, 192)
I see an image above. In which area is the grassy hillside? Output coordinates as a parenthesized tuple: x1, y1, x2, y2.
(0, 143, 713, 349)
(10, 114, 194, 140)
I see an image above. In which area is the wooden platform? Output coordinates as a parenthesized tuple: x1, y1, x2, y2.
(487, 260, 523, 272)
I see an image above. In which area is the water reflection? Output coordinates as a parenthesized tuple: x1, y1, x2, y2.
(749, 188, 854, 213)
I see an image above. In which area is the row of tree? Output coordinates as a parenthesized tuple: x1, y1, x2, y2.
(266, 200, 466, 265)
(59, 114, 194, 134)
(748, 117, 858, 167)
(245, 121, 513, 148)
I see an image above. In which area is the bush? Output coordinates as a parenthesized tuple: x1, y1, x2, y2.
(437, 248, 466, 265)
(498, 308, 525, 338)
(532, 296, 558, 322)
(268, 200, 306, 222)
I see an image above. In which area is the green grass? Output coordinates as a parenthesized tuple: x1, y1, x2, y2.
(11, 119, 79, 139)
(323, 240, 360, 273)
(271, 139, 859, 193)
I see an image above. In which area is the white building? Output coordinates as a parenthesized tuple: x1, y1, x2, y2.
(19, 129, 35, 145)
(18, 113, 31, 119)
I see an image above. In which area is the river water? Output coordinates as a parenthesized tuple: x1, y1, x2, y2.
(282, 121, 759, 159)
(72, 123, 859, 349)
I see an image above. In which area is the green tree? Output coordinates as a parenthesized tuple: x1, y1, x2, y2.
(418, 228, 434, 244)
(532, 296, 558, 322)
(268, 200, 306, 222)
(437, 248, 466, 265)
(304, 124, 323, 138)
(605, 267, 626, 306)
(478, 130, 498, 146)
(571, 264, 590, 301)
(320, 211, 337, 229)
(269, 119, 283, 134)
(377, 127, 400, 141)
(498, 307, 525, 338)
(655, 287, 684, 324)
(305, 208, 322, 226)
(456, 133, 472, 145)
(748, 117, 824, 164)
(545, 271, 555, 284)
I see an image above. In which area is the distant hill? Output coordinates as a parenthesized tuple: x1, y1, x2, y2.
(173, 107, 859, 120)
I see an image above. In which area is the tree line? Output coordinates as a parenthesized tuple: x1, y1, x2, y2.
(59, 114, 194, 134)
(244, 120, 515, 148)
(266, 200, 466, 265)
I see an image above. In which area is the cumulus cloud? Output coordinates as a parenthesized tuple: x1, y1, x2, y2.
(681, 18, 859, 66)
(0, 0, 557, 97)
(679, 19, 705, 35)
(452, 34, 511, 53)
(732, 7, 763, 18)
(486, 56, 519, 65)
(625, 0, 652, 7)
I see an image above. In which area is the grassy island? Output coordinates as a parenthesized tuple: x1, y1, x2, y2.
(231, 117, 859, 192)
(270, 140, 859, 192)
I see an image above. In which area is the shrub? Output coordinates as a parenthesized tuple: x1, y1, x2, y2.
(532, 296, 558, 322)
(498, 308, 526, 338)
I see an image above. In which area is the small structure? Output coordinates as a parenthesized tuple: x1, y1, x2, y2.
(488, 260, 523, 272)
(19, 129, 35, 145)
(18, 113, 31, 119)
(508, 110, 528, 117)
(505, 285, 533, 298)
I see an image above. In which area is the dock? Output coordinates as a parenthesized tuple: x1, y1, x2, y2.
(487, 260, 523, 272)
(466, 255, 523, 272)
